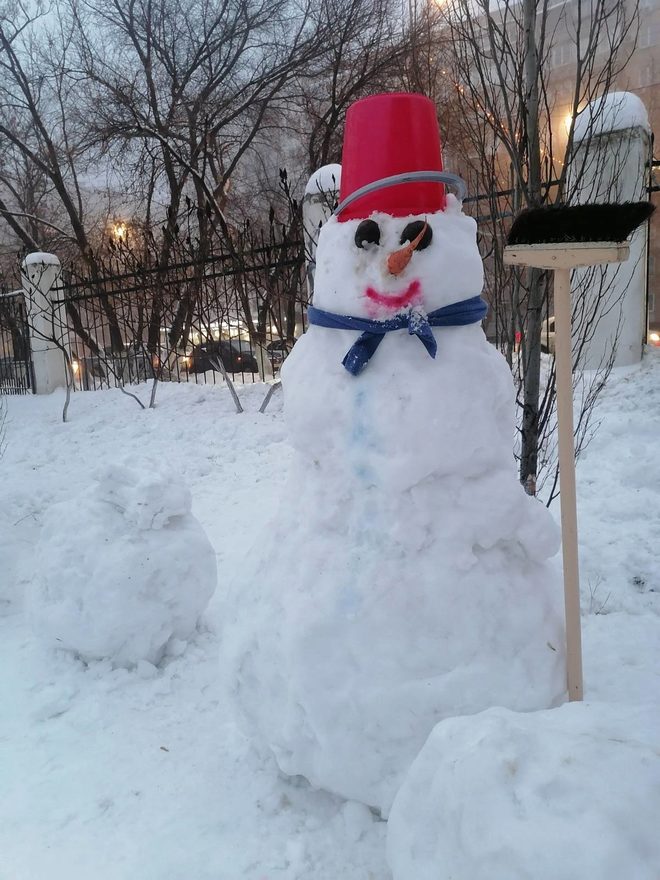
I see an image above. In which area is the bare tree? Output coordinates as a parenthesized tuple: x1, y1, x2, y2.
(0, 117, 58, 255)
(41, 0, 339, 364)
(436, 0, 641, 498)
(0, 2, 133, 352)
(292, 0, 408, 173)
(0, 0, 340, 362)
(0, 6, 99, 255)
(67, 0, 326, 235)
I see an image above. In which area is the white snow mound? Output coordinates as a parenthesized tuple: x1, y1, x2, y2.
(574, 91, 651, 142)
(387, 702, 660, 880)
(304, 163, 341, 196)
(27, 462, 217, 666)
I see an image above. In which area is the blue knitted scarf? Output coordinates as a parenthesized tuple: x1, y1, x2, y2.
(307, 295, 488, 375)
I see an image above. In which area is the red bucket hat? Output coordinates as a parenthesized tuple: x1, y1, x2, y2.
(335, 93, 466, 222)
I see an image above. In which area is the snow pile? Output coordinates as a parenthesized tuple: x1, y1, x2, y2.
(573, 91, 651, 142)
(387, 702, 660, 880)
(21, 251, 61, 268)
(1, 360, 660, 878)
(27, 461, 217, 666)
(0, 524, 23, 614)
(304, 163, 341, 196)
(225, 199, 566, 814)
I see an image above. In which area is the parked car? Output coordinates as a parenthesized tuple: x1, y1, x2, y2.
(266, 339, 294, 370)
(188, 339, 260, 374)
(70, 353, 108, 389)
(110, 342, 155, 382)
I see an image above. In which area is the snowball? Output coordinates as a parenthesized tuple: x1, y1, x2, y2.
(27, 463, 217, 667)
(387, 702, 660, 880)
(225, 206, 566, 814)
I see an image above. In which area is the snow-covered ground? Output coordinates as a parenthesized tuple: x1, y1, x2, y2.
(1, 352, 659, 879)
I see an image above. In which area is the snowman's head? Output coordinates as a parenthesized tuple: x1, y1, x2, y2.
(312, 194, 484, 319)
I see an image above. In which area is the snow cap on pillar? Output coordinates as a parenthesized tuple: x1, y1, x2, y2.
(338, 93, 446, 221)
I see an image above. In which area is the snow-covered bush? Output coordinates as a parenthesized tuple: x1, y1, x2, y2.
(27, 462, 217, 666)
(387, 702, 660, 880)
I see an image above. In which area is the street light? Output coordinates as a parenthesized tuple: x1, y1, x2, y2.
(112, 221, 128, 243)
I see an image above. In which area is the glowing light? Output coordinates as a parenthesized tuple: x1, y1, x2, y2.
(112, 222, 128, 241)
(563, 113, 574, 135)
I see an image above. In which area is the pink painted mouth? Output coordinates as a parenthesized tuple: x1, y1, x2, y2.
(364, 280, 421, 311)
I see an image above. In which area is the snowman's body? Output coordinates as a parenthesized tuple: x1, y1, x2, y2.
(226, 197, 566, 814)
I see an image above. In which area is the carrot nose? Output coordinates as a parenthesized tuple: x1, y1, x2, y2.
(387, 222, 428, 276)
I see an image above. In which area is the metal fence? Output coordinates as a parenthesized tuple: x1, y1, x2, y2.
(0, 290, 32, 394)
(4, 163, 654, 397)
(57, 229, 307, 391)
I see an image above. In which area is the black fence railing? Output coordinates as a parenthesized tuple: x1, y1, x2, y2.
(57, 231, 308, 391)
(0, 291, 32, 394)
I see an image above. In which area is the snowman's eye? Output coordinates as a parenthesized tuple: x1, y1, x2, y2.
(400, 221, 433, 250)
(355, 220, 381, 249)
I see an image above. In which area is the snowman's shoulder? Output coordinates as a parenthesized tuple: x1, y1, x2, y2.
(466, 327, 517, 369)
(433, 323, 511, 364)
(282, 326, 357, 372)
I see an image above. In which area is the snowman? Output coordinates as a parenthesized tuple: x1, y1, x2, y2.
(224, 93, 566, 815)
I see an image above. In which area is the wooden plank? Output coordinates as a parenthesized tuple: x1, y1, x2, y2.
(503, 242, 629, 270)
(553, 268, 584, 702)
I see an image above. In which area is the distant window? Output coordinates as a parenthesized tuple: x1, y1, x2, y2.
(551, 42, 573, 68)
(638, 64, 654, 88)
(639, 23, 660, 49)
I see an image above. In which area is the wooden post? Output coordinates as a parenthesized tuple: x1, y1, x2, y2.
(553, 268, 583, 701)
(503, 241, 631, 703)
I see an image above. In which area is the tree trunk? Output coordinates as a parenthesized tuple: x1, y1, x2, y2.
(519, 0, 544, 493)
(520, 267, 545, 491)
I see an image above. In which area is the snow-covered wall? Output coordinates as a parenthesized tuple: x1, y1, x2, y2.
(302, 164, 341, 298)
(570, 93, 651, 370)
(20, 252, 68, 393)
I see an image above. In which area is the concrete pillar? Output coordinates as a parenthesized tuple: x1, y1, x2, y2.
(21, 252, 68, 393)
(570, 92, 652, 369)
(302, 164, 341, 301)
